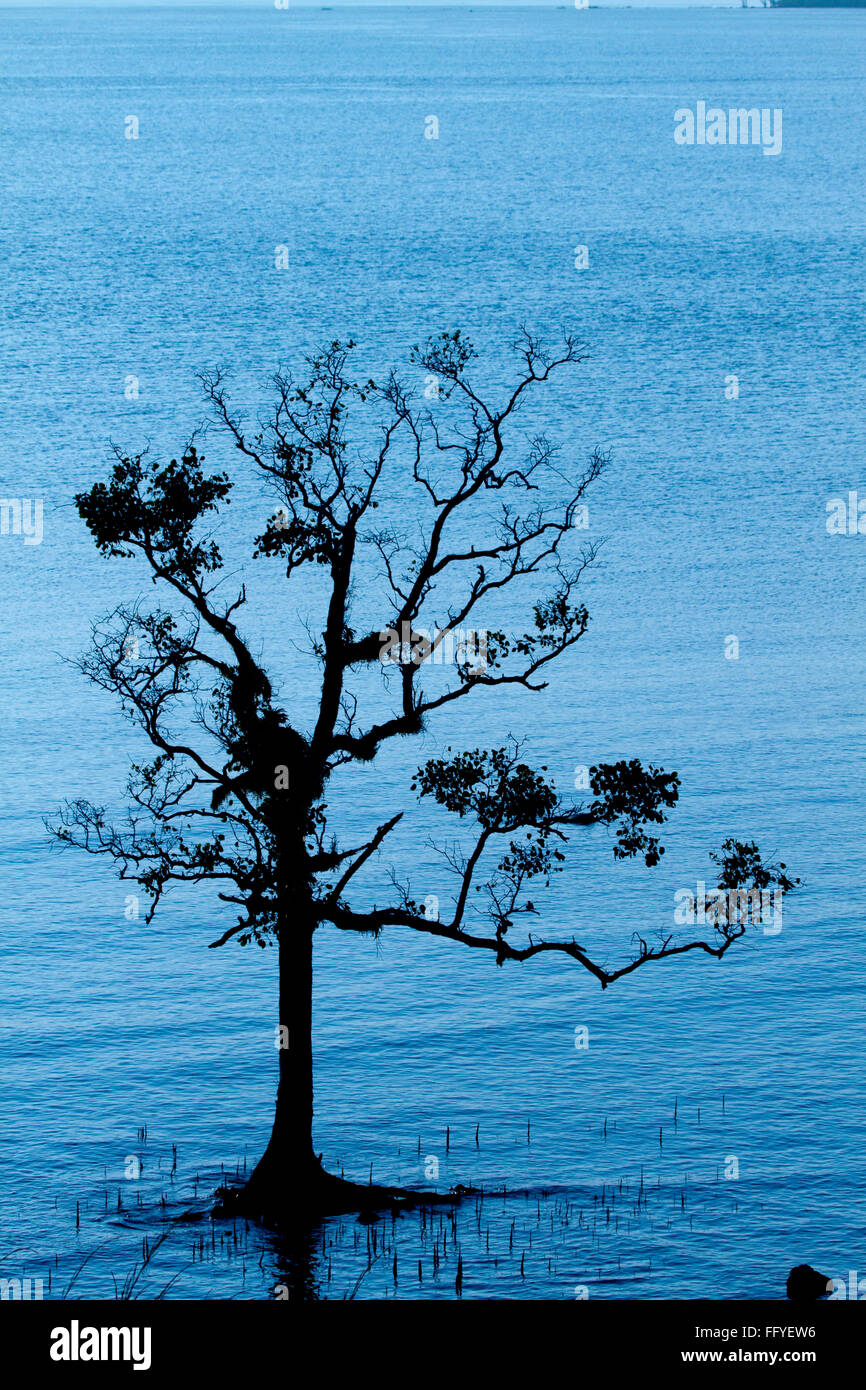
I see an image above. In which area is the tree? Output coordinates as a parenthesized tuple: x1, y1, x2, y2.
(51, 331, 796, 1225)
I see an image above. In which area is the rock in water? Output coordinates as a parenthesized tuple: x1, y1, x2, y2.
(786, 1265, 832, 1300)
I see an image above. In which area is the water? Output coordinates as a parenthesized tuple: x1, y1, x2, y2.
(1, 4, 865, 1300)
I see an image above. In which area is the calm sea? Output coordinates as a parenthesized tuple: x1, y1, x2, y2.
(2, 4, 865, 1299)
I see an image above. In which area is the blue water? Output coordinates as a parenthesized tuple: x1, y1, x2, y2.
(2, 4, 866, 1300)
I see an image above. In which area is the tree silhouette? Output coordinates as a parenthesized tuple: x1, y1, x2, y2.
(51, 331, 796, 1223)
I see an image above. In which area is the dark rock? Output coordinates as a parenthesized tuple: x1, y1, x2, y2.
(786, 1264, 832, 1300)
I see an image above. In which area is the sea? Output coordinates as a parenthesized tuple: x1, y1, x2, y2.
(1, 3, 866, 1299)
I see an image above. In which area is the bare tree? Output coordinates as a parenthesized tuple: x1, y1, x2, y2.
(51, 331, 796, 1223)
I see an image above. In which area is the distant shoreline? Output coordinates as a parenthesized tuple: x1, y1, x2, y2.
(4, 2, 866, 10)
(6, 1, 866, 11)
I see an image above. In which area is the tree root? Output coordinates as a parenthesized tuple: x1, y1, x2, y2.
(214, 1163, 472, 1228)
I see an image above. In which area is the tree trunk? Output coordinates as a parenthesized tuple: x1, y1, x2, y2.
(231, 900, 322, 1222)
(218, 884, 461, 1227)
(274, 906, 317, 1184)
